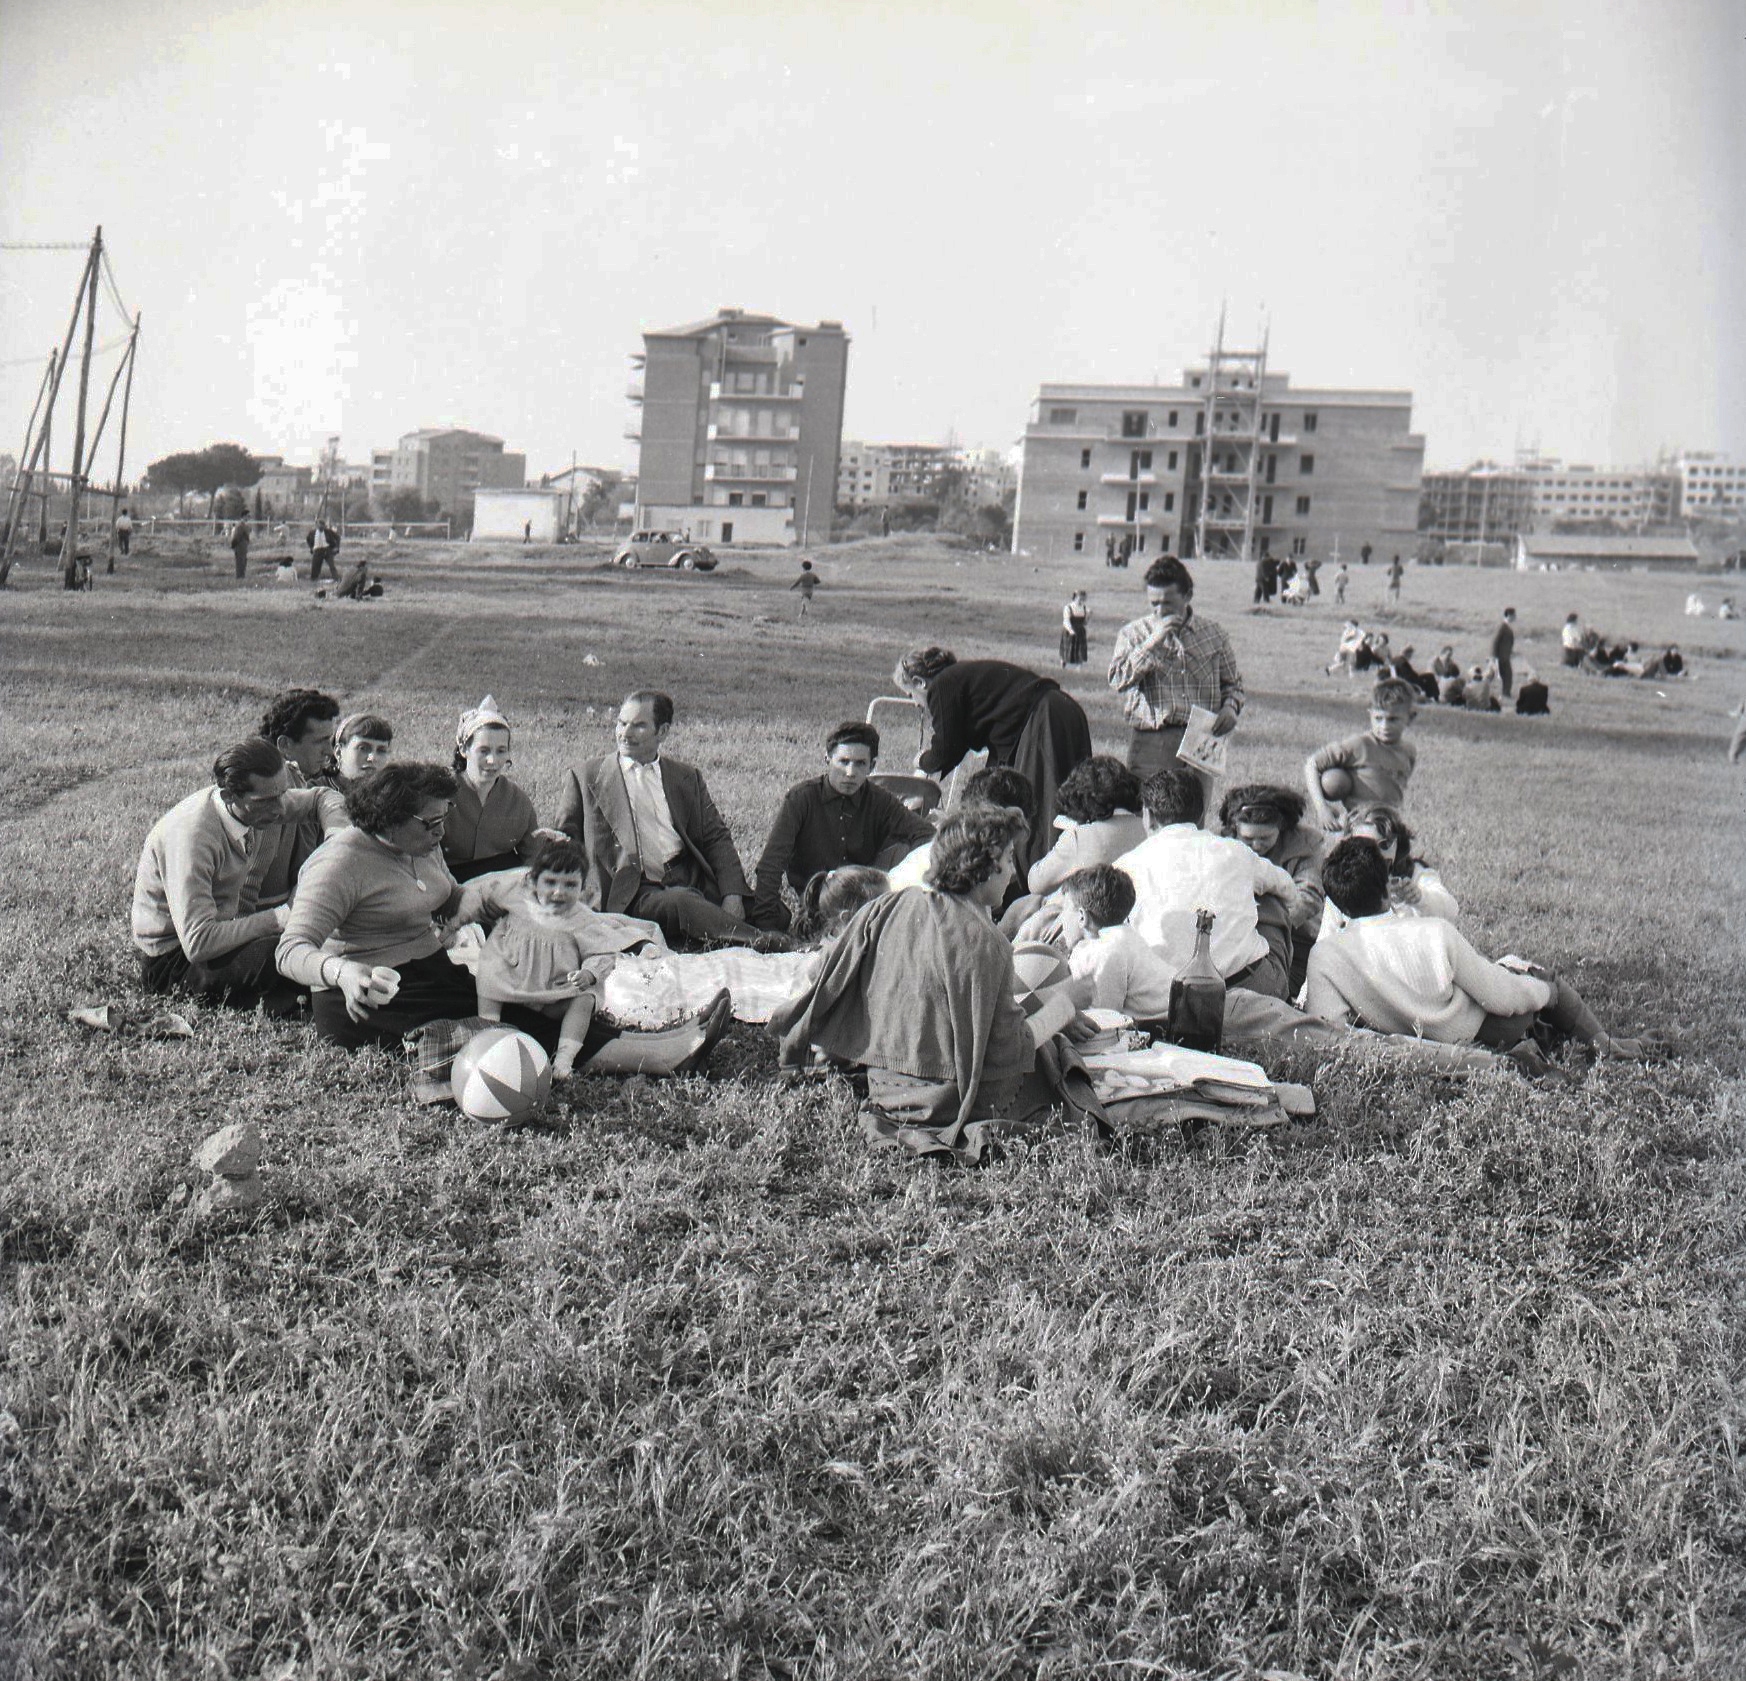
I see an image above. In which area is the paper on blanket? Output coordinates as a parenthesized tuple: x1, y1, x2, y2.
(1083, 1041, 1273, 1092)
(1176, 705, 1229, 775)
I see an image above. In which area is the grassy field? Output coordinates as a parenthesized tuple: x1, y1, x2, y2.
(2, 535, 1742, 1679)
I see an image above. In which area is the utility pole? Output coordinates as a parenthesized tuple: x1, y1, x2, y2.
(105, 315, 141, 572)
(61, 226, 102, 589)
(4, 237, 94, 574)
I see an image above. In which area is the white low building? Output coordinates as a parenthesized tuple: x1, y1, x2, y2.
(471, 487, 574, 543)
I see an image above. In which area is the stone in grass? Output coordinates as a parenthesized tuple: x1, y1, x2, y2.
(194, 1122, 262, 1179)
(198, 1174, 265, 1214)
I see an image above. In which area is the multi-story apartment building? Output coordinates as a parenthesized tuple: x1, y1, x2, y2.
(1516, 456, 1681, 529)
(838, 442, 1015, 511)
(375, 428, 526, 515)
(1669, 451, 1746, 515)
(628, 307, 848, 546)
(1418, 464, 1537, 546)
(1014, 361, 1423, 564)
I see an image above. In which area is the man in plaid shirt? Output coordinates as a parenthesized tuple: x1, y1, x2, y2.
(1107, 555, 1245, 782)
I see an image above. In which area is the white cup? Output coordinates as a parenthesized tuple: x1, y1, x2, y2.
(365, 966, 401, 1005)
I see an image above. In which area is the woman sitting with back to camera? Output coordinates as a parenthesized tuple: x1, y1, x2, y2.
(773, 808, 1094, 1164)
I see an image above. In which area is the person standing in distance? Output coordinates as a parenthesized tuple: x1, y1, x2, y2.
(1107, 555, 1245, 797)
(1491, 607, 1518, 699)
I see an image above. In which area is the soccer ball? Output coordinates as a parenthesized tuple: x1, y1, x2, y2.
(1319, 767, 1355, 801)
(451, 1026, 552, 1123)
(1011, 940, 1073, 1016)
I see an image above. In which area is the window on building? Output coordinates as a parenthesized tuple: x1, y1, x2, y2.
(1304, 412, 1318, 433)
(1168, 410, 1179, 427)
(1139, 450, 1153, 470)
(1049, 407, 1077, 425)
(1163, 492, 1175, 512)
(728, 492, 744, 507)
(750, 493, 767, 507)
(1126, 492, 1139, 520)
(1073, 531, 1085, 552)
(1080, 448, 1092, 469)
(1139, 492, 1150, 511)
(1167, 450, 1178, 471)
(1121, 411, 1148, 438)
(1291, 535, 1307, 555)
(1195, 414, 1206, 436)
(1300, 454, 1315, 475)
(1190, 376, 1202, 389)
(1263, 495, 1274, 524)
(1296, 495, 1311, 516)
(1076, 490, 1088, 510)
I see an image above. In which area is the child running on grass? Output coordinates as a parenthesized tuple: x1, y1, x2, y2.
(789, 560, 818, 618)
(1055, 863, 1177, 1027)
(473, 837, 667, 1078)
(1305, 676, 1419, 832)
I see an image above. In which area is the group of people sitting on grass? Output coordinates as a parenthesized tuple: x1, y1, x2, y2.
(128, 643, 1647, 1158)
(1560, 613, 1685, 681)
(1328, 618, 1553, 716)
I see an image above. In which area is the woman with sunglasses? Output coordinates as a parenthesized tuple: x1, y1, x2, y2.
(276, 762, 476, 1048)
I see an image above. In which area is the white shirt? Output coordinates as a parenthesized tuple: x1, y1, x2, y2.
(886, 840, 932, 891)
(618, 755, 682, 881)
(1069, 923, 1178, 1019)
(1116, 824, 1298, 977)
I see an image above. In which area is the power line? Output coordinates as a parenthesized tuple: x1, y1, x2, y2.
(100, 248, 131, 323)
(0, 241, 89, 252)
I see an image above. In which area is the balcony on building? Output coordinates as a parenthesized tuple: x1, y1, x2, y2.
(1096, 513, 1160, 528)
(707, 424, 797, 443)
(704, 462, 799, 483)
(1100, 471, 1157, 487)
(709, 382, 803, 403)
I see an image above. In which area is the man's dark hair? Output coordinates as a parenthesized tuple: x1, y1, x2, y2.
(1143, 555, 1194, 595)
(1140, 767, 1205, 828)
(1061, 863, 1136, 929)
(1321, 837, 1391, 919)
(1218, 782, 1306, 834)
(345, 762, 458, 836)
(213, 738, 284, 796)
(1056, 755, 1142, 824)
(826, 720, 880, 760)
(259, 688, 340, 746)
(926, 809, 1026, 896)
(624, 689, 675, 729)
(963, 766, 1034, 813)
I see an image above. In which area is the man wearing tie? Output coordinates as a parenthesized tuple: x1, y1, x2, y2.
(556, 690, 777, 949)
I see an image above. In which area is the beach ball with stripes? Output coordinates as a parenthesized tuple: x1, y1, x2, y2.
(451, 1026, 552, 1122)
(1011, 940, 1073, 1016)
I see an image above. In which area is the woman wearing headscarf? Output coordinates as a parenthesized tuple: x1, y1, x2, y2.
(443, 695, 542, 881)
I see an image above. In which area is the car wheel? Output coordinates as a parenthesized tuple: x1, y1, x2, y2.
(679, 554, 696, 571)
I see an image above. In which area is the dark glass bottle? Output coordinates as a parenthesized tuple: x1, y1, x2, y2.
(1166, 908, 1225, 1052)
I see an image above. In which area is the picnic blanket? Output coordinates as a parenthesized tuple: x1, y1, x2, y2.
(1081, 1040, 1310, 1131)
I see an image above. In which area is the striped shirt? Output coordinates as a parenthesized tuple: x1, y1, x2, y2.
(1108, 607, 1245, 732)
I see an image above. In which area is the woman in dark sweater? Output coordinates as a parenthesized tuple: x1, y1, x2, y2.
(893, 645, 1092, 877)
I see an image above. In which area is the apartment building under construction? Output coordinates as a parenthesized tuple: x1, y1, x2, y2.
(1013, 332, 1424, 566)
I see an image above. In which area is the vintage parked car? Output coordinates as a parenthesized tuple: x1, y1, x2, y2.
(611, 531, 718, 571)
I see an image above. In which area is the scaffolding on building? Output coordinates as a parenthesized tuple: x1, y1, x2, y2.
(1191, 313, 1268, 564)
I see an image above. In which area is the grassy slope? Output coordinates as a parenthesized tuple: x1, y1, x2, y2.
(1, 539, 1742, 1680)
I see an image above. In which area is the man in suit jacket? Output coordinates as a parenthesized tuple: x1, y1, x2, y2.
(556, 689, 779, 949)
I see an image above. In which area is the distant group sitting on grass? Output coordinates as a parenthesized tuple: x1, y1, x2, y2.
(125, 555, 1653, 1139)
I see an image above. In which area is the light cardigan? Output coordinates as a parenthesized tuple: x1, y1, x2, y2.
(1304, 914, 1551, 1043)
(133, 787, 284, 963)
(276, 827, 465, 988)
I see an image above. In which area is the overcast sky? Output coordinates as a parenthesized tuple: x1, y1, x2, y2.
(2, 0, 1740, 480)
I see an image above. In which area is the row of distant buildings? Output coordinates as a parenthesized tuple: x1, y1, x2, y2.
(244, 306, 1741, 558)
(1417, 452, 1746, 545)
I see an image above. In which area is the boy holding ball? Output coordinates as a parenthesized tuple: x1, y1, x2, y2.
(1305, 676, 1419, 832)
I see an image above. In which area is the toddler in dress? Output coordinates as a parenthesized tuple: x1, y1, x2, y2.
(474, 837, 665, 1077)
